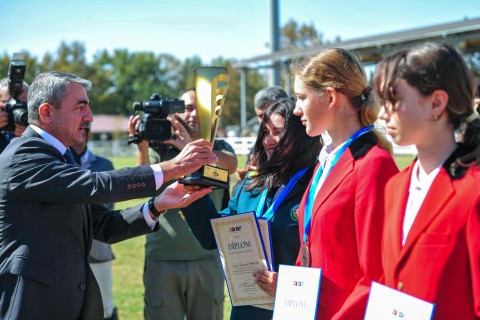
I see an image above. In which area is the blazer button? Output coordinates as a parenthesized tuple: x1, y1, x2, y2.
(397, 282, 404, 291)
(127, 184, 131, 189)
(79, 283, 85, 290)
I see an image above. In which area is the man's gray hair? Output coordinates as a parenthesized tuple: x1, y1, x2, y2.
(254, 86, 288, 111)
(28, 71, 91, 123)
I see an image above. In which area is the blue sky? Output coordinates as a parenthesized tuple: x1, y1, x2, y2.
(2, 0, 480, 63)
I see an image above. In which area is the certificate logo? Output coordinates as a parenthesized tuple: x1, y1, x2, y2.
(292, 280, 304, 286)
(229, 226, 242, 232)
(392, 309, 406, 318)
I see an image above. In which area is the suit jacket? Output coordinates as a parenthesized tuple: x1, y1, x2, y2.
(81, 150, 116, 263)
(382, 145, 480, 320)
(182, 165, 315, 320)
(296, 132, 399, 320)
(0, 127, 159, 320)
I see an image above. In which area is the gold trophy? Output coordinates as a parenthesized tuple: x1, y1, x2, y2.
(178, 67, 230, 189)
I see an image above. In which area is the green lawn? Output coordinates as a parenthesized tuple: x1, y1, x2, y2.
(109, 153, 413, 320)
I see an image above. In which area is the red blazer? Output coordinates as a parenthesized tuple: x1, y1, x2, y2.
(382, 155, 480, 320)
(296, 133, 399, 320)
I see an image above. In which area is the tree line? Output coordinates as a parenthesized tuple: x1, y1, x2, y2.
(0, 41, 270, 128)
(0, 20, 328, 128)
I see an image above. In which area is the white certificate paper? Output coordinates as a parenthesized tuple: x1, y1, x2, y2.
(210, 212, 274, 306)
(364, 281, 435, 320)
(272, 265, 322, 320)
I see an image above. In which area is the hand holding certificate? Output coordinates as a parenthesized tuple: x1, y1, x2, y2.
(210, 212, 274, 306)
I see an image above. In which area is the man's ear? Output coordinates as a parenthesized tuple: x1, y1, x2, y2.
(431, 89, 449, 119)
(38, 103, 54, 124)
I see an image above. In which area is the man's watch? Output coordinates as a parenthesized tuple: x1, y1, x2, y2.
(148, 197, 166, 217)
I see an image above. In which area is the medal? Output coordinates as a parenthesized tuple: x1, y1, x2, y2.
(301, 242, 310, 267)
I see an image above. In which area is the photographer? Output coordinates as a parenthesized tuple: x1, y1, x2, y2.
(0, 78, 28, 152)
(129, 88, 237, 320)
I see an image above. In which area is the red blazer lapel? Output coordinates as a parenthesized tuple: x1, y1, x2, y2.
(397, 168, 455, 264)
(312, 151, 354, 214)
(388, 167, 412, 260)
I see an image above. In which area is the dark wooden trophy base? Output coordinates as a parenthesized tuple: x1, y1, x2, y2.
(178, 164, 229, 189)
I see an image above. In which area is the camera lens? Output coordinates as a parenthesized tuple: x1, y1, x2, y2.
(152, 124, 165, 137)
(12, 108, 29, 126)
(145, 119, 171, 141)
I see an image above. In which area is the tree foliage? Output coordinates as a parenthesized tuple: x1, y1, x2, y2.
(281, 19, 324, 49)
(0, 42, 266, 128)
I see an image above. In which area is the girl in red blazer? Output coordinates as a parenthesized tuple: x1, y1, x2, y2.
(291, 48, 399, 319)
(373, 43, 480, 319)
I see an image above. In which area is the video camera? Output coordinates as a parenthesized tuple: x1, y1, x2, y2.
(128, 93, 185, 147)
(1, 53, 28, 132)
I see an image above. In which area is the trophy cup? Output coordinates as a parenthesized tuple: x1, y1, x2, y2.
(178, 67, 230, 189)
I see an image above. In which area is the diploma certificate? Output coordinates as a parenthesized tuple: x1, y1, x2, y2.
(210, 212, 274, 306)
(272, 265, 322, 320)
(364, 282, 435, 320)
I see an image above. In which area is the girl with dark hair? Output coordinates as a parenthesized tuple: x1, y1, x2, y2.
(155, 97, 322, 320)
(291, 48, 399, 319)
(373, 42, 480, 319)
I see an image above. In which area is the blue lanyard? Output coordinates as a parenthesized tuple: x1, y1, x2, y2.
(255, 167, 309, 221)
(303, 126, 374, 243)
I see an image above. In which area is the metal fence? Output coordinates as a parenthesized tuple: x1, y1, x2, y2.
(88, 137, 416, 158)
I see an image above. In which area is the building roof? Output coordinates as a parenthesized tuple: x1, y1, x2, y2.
(233, 17, 480, 69)
(90, 115, 130, 134)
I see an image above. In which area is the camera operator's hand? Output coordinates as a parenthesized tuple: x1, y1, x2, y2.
(14, 125, 26, 137)
(160, 139, 218, 182)
(0, 108, 9, 129)
(163, 114, 193, 151)
(128, 115, 150, 165)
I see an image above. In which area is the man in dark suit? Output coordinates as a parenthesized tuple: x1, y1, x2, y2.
(72, 122, 118, 320)
(0, 71, 215, 320)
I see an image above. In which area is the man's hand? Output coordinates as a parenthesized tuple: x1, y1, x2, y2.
(253, 270, 278, 297)
(160, 139, 218, 182)
(162, 114, 193, 151)
(153, 182, 212, 211)
(0, 109, 9, 129)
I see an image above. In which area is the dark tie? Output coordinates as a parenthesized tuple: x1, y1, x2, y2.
(64, 148, 78, 166)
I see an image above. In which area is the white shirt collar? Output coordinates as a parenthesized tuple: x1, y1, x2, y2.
(409, 160, 441, 194)
(30, 124, 68, 155)
(318, 141, 347, 168)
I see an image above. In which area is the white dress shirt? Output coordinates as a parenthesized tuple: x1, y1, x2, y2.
(313, 141, 348, 197)
(402, 161, 441, 245)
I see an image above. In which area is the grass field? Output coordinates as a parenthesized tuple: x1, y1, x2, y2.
(109, 154, 414, 320)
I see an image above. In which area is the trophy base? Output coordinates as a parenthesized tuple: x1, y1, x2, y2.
(178, 164, 229, 189)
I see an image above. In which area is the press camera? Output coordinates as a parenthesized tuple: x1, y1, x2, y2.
(129, 93, 185, 146)
(1, 53, 28, 132)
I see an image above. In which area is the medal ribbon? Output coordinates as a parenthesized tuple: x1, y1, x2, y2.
(303, 126, 374, 244)
(255, 167, 309, 221)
